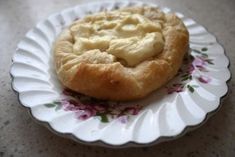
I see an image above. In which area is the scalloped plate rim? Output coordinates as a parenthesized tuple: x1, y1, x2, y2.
(10, 0, 231, 147)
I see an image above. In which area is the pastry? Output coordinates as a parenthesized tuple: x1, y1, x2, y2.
(54, 6, 189, 101)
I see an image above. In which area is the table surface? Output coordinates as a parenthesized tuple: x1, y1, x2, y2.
(0, 0, 234, 156)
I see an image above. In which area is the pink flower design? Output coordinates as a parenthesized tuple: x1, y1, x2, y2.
(64, 103, 79, 111)
(76, 108, 96, 120)
(61, 99, 70, 106)
(198, 75, 211, 84)
(61, 99, 81, 111)
(188, 64, 195, 74)
(44, 89, 143, 123)
(192, 57, 206, 68)
(118, 115, 129, 124)
(167, 84, 184, 94)
(125, 107, 140, 115)
(93, 105, 106, 113)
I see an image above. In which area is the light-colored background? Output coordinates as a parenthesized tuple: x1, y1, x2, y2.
(0, 0, 234, 156)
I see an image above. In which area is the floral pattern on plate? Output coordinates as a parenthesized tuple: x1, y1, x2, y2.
(44, 89, 142, 123)
(166, 47, 213, 94)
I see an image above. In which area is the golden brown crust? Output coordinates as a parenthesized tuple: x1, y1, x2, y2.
(54, 6, 189, 101)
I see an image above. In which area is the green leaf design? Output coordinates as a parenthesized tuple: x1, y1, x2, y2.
(192, 49, 201, 54)
(44, 103, 56, 108)
(201, 47, 208, 51)
(98, 114, 109, 123)
(191, 85, 199, 88)
(55, 104, 62, 111)
(181, 77, 188, 81)
(187, 85, 195, 93)
(201, 53, 208, 57)
(181, 75, 192, 81)
(206, 59, 214, 65)
(181, 74, 190, 78)
(53, 101, 61, 105)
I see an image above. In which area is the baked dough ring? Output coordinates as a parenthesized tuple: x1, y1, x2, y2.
(54, 6, 189, 101)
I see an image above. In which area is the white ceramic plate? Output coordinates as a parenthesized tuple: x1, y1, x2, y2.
(10, 0, 231, 147)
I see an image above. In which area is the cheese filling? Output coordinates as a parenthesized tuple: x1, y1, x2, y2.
(71, 10, 165, 66)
